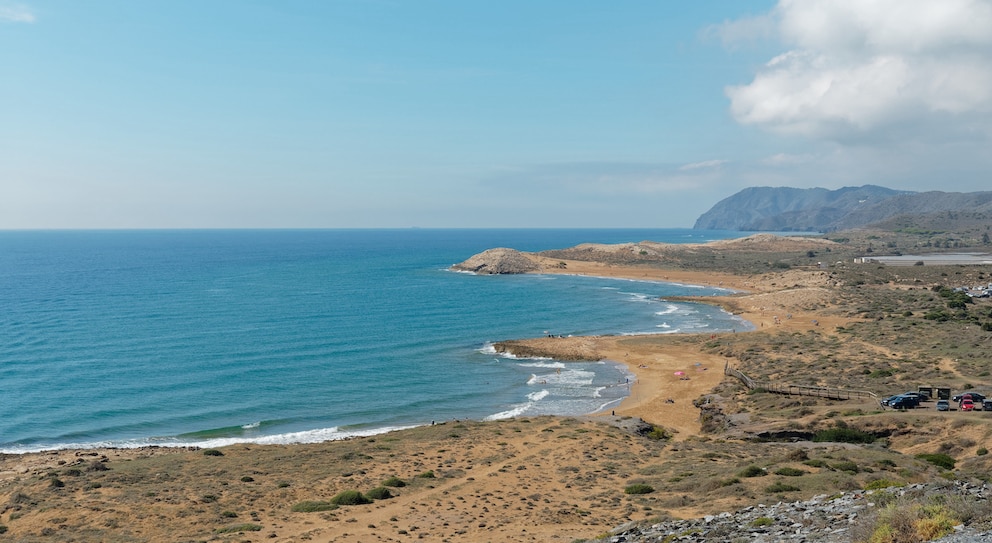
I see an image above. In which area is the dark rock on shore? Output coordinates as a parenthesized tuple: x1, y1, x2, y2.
(451, 248, 540, 274)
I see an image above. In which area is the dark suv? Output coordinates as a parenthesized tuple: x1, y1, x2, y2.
(888, 395, 920, 409)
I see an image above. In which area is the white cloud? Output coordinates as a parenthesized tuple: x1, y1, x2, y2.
(0, 2, 35, 23)
(679, 159, 727, 171)
(723, 0, 992, 142)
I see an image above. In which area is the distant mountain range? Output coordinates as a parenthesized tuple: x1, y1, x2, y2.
(693, 185, 992, 232)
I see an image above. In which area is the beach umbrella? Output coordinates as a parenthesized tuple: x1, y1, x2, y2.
(674, 371, 685, 376)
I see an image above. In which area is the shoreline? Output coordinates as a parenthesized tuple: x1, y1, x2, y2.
(512, 256, 853, 434)
(529, 256, 756, 431)
(0, 256, 869, 543)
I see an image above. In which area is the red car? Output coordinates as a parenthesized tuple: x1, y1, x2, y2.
(961, 399, 976, 411)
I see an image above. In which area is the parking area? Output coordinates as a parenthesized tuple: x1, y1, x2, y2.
(880, 390, 990, 412)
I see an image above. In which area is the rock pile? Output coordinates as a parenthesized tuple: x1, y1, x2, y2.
(451, 248, 540, 274)
(606, 481, 992, 543)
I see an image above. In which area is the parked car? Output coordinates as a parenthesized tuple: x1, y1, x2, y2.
(889, 395, 920, 409)
(936, 400, 950, 411)
(883, 394, 919, 406)
(961, 399, 976, 411)
(953, 391, 986, 403)
(983, 399, 992, 412)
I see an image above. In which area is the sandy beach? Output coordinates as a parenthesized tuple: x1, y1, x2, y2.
(0, 256, 860, 542)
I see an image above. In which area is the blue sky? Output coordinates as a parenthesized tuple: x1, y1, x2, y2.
(2, 1, 991, 228)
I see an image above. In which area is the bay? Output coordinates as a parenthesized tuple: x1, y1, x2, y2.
(0, 229, 750, 452)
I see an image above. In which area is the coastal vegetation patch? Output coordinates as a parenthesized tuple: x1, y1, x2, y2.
(330, 490, 372, 506)
(813, 427, 877, 444)
(623, 484, 655, 495)
(916, 453, 956, 471)
(215, 523, 262, 533)
(365, 486, 393, 500)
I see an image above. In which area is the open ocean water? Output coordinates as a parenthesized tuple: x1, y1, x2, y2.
(0, 229, 752, 453)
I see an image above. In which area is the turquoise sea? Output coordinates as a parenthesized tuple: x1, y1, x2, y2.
(0, 229, 752, 453)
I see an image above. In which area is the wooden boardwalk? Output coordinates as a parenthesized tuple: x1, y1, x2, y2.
(724, 363, 878, 402)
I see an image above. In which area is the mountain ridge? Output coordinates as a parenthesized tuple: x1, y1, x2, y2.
(693, 185, 992, 232)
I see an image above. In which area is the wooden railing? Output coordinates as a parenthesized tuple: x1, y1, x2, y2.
(724, 362, 878, 402)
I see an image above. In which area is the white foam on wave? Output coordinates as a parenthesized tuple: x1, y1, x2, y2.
(528, 389, 550, 402)
(517, 360, 566, 369)
(595, 398, 624, 412)
(655, 304, 679, 316)
(485, 403, 531, 420)
(241, 421, 261, 430)
(480, 343, 554, 361)
(1, 424, 422, 454)
(556, 368, 596, 386)
(491, 388, 554, 419)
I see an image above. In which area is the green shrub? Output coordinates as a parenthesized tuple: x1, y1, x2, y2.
(977, 447, 988, 456)
(416, 470, 436, 479)
(766, 482, 800, 493)
(0, 526, 7, 535)
(803, 459, 827, 468)
(202, 449, 224, 456)
(330, 490, 371, 506)
(646, 425, 671, 441)
(215, 523, 262, 534)
(220, 511, 238, 518)
(830, 461, 860, 473)
(291, 500, 338, 512)
(750, 517, 774, 527)
(738, 465, 767, 478)
(365, 487, 393, 500)
(240, 476, 254, 482)
(774, 467, 806, 477)
(382, 476, 406, 487)
(624, 484, 655, 495)
(916, 453, 956, 470)
(813, 427, 875, 444)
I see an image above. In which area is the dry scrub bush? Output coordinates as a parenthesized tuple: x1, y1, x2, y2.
(852, 488, 992, 543)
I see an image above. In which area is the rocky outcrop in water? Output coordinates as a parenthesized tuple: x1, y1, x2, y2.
(451, 248, 540, 274)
